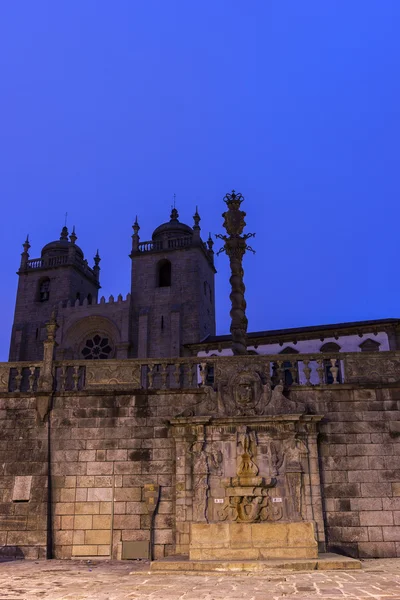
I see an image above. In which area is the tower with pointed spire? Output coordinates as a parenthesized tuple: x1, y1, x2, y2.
(9, 225, 101, 361)
(129, 205, 216, 358)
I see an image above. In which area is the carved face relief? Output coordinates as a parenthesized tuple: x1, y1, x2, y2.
(236, 382, 254, 408)
(228, 369, 270, 416)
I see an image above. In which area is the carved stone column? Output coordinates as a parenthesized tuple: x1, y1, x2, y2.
(216, 191, 255, 356)
(305, 419, 326, 552)
(37, 311, 58, 421)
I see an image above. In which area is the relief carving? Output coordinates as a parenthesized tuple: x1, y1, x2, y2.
(191, 441, 210, 523)
(85, 363, 141, 388)
(345, 355, 400, 383)
(219, 426, 278, 523)
(201, 366, 271, 417)
(0, 366, 9, 393)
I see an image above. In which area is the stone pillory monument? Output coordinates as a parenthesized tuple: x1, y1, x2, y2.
(2, 194, 400, 568)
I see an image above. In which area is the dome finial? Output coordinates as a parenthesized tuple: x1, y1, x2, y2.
(133, 215, 140, 234)
(193, 206, 201, 230)
(60, 225, 69, 241)
(170, 206, 179, 221)
(69, 225, 77, 245)
(22, 235, 30, 252)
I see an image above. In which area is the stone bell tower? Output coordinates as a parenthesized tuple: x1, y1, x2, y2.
(129, 207, 216, 358)
(9, 227, 101, 361)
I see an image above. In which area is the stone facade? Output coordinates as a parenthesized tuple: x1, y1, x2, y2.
(1, 352, 400, 560)
(5, 204, 400, 563)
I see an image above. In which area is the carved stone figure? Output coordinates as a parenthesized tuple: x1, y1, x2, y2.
(191, 442, 210, 522)
(282, 437, 308, 518)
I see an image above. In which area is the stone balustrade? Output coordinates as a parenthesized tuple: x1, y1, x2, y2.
(0, 362, 42, 393)
(1, 352, 399, 393)
(24, 255, 96, 278)
(137, 237, 207, 253)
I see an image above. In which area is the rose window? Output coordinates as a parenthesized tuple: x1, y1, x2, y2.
(81, 335, 113, 360)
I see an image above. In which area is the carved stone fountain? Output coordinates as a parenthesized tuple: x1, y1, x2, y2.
(169, 192, 323, 562)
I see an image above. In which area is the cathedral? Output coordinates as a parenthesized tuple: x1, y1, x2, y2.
(9, 207, 216, 362)
(9, 206, 400, 364)
(1, 197, 400, 565)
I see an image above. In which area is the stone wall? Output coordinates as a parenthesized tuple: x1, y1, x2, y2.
(291, 385, 400, 559)
(0, 396, 48, 559)
(48, 391, 194, 559)
(1, 376, 400, 560)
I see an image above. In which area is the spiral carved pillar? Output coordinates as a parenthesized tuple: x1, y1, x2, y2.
(217, 191, 255, 356)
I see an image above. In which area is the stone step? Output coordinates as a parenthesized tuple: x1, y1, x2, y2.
(145, 553, 362, 573)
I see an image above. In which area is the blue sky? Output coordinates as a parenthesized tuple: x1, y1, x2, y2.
(0, 1, 399, 360)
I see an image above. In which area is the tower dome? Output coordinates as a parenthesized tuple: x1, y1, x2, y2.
(41, 226, 83, 259)
(152, 208, 193, 241)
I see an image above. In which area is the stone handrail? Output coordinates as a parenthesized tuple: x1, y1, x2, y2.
(0, 352, 399, 393)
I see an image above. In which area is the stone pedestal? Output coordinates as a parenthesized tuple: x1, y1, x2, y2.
(189, 522, 318, 560)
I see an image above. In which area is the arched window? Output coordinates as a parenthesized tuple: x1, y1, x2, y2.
(38, 278, 50, 302)
(157, 260, 171, 287)
(359, 338, 380, 352)
(320, 342, 341, 353)
(320, 342, 341, 383)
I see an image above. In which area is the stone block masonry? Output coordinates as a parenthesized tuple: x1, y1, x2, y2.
(1, 369, 400, 559)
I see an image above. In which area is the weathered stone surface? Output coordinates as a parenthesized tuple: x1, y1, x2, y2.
(190, 522, 317, 560)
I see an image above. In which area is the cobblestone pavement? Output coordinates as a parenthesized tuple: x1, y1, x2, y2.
(1, 559, 400, 599)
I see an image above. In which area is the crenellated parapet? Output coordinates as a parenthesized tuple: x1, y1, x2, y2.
(57, 292, 131, 310)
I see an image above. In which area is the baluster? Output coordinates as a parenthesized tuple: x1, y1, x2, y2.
(28, 367, 35, 392)
(160, 363, 168, 389)
(60, 366, 67, 391)
(199, 362, 207, 387)
(148, 364, 156, 390)
(302, 359, 312, 386)
(289, 360, 298, 386)
(191, 364, 197, 388)
(15, 367, 23, 392)
(316, 358, 325, 384)
(173, 363, 180, 388)
(330, 358, 339, 384)
(72, 366, 80, 391)
(276, 361, 284, 385)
